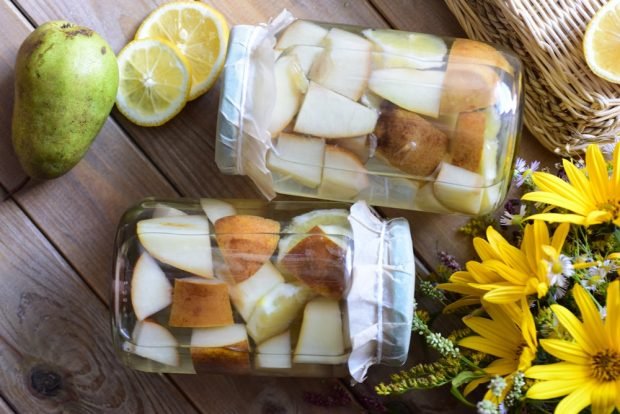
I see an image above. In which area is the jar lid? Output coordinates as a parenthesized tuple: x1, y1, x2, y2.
(346, 201, 414, 382)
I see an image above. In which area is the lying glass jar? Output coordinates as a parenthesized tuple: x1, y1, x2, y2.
(112, 198, 414, 381)
(216, 11, 523, 215)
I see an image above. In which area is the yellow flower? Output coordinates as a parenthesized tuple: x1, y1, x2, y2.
(522, 144, 620, 226)
(439, 221, 570, 306)
(459, 300, 537, 399)
(526, 281, 620, 414)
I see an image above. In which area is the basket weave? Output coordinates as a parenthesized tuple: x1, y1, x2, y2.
(445, 0, 620, 156)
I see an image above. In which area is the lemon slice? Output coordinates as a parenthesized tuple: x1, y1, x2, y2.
(584, 0, 620, 83)
(363, 29, 447, 69)
(116, 38, 191, 126)
(135, 1, 229, 100)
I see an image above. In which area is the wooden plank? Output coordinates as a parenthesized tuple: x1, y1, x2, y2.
(0, 397, 15, 414)
(369, 0, 466, 37)
(0, 200, 198, 413)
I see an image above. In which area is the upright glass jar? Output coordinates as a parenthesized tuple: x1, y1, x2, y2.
(216, 11, 523, 215)
(111, 198, 414, 381)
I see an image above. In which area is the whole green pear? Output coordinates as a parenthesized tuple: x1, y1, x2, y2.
(12, 20, 119, 179)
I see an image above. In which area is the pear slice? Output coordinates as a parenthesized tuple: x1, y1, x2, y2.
(327, 136, 369, 163)
(369, 68, 445, 118)
(255, 331, 292, 369)
(169, 278, 233, 328)
(449, 38, 513, 75)
(294, 82, 378, 138)
(131, 320, 179, 367)
(246, 283, 313, 343)
(374, 103, 448, 177)
(433, 163, 484, 215)
(267, 133, 325, 188)
(412, 181, 452, 213)
(287, 45, 323, 75)
(230, 261, 285, 321)
(214, 215, 281, 283)
(137, 216, 213, 278)
(280, 226, 349, 299)
(451, 111, 487, 173)
(200, 198, 236, 224)
(276, 20, 328, 50)
(152, 204, 187, 218)
(318, 145, 369, 199)
(309, 28, 372, 101)
(268, 55, 306, 135)
(131, 253, 172, 321)
(191, 324, 250, 373)
(363, 29, 447, 70)
(439, 63, 499, 114)
(294, 298, 346, 364)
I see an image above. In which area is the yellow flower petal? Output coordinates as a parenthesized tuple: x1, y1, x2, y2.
(613, 144, 620, 194)
(573, 284, 606, 348)
(585, 210, 612, 226)
(521, 223, 539, 273)
(551, 222, 570, 252)
(555, 382, 594, 414)
(463, 377, 488, 396)
(524, 212, 588, 225)
(605, 281, 620, 349)
(591, 381, 617, 414)
(586, 143, 609, 206)
(443, 296, 481, 312)
(551, 304, 598, 354)
(463, 316, 519, 346)
(466, 261, 502, 284)
(458, 336, 516, 359)
(539, 339, 590, 364)
(530, 171, 588, 204)
(437, 282, 484, 296)
(473, 237, 499, 261)
(563, 159, 597, 207)
(526, 378, 585, 399)
(484, 260, 529, 285)
(524, 183, 590, 216)
(483, 358, 517, 376)
(526, 362, 591, 380)
(482, 286, 527, 303)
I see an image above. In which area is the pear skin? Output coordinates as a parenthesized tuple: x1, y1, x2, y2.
(12, 21, 118, 179)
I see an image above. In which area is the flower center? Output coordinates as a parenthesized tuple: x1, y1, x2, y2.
(591, 349, 620, 382)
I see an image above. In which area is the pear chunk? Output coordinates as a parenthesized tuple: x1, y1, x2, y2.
(200, 198, 236, 224)
(215, 215, 281, 282)
(281, 226, 349, 299)
(369, 68, 445, 118)
(319, 145, 369, 199)
(169, 278, 233, 328)
(439, 63, 499, 114)
(255, 331, 292, 369)
(131, 253, 172, 321)
(287, 45, 323, 75)
(452, 111, 487, 173)
(191, 324, 250, 373)
(327, 136, 369, 163)
(294, 298, 346, 364)
(276, 20, 328, 50)
(246, 283, 313, 343)
(294, 82, 378, 138)
(267, 133, 325, 188)
(268, 55, 306, 135)
(230, 261, 285, 321)
(433, 163, 484, 215)
(137, 215, 213, 278)
(151, 204, 187, 218)
(131, 320, 179, 367)
(309, 28, 372, 100)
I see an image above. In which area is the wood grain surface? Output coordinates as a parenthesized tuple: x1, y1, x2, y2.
(0, 0, 556, 412)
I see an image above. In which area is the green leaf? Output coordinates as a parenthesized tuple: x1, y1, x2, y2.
(449, 371, 481, 408)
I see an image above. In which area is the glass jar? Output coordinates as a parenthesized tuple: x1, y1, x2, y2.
(111, 198, 414, 381)
(215, 11, 523, 215)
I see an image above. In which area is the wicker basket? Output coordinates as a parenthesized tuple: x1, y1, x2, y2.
(445, 0, 620, 156)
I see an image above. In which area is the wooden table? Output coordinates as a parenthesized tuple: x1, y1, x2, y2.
(0, 1, 558, 412)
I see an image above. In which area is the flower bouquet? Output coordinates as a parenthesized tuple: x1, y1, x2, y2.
(376, 144, 620, 414)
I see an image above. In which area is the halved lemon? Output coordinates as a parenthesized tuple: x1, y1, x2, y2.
(584, 0, 620, 83)
(116, 38, 191, 126)
(135, 1, 229, 100)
